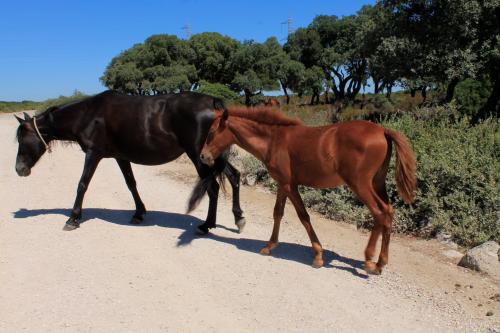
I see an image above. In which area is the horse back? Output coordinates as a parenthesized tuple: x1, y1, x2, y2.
(283, 121, 388, 187)
(69, 91, 219, 164)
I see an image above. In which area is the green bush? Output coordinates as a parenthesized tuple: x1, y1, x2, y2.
(238, 105, 499, 247)
(454, 78, 492, 119)
(196, 80, 239, 103)
(0, 90, 87, 113)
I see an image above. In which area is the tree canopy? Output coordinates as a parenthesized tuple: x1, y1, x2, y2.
(101, 1, 499, 117)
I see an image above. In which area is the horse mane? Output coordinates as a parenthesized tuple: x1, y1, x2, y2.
(227, 106, 303, 126)
(35, 90, 114, 116)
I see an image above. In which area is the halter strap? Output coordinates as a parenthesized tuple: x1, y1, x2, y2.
(33, 116, 52, 153)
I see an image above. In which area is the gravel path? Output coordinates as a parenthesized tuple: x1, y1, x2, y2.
(1, 113, 498, 332)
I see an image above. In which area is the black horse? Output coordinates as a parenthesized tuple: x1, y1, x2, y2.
(14, 90, 245, 234)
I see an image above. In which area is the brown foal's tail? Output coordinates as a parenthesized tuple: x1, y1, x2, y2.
(385, 129, 416, 203)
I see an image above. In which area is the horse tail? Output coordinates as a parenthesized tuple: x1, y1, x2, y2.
(187, 97, 228, 213)
(186, 163, 227, 213)
(187, 177, 211, 213)
(385, 129, 416, 204)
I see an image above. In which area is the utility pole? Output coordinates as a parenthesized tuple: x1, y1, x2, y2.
(182, 23, 192, 39)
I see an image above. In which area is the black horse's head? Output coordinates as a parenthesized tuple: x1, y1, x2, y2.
(15, 112, 50, 177)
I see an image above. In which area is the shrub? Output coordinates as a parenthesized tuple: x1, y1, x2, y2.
(1, 90, 87, 113)
(195, 80, 239, 103)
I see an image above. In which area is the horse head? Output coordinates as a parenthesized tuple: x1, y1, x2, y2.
(14, 112, 51, 176)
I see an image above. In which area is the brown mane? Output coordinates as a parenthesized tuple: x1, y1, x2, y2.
(227, 106, 303, 126)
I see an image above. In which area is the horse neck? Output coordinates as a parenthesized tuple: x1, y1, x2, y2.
(228, 117, 275, 163)
(45, 105, 82, 142)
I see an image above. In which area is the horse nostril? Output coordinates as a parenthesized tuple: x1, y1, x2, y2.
(200, 153, 205, 160)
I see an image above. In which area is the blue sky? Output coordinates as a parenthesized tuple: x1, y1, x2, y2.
(1, 0, 374, 101)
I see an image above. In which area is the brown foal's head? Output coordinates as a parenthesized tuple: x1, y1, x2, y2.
(200, 109, 234, 166)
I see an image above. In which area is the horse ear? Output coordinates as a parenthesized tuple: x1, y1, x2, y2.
(14, 115, 24, 124)
(23, 112, 31, 121)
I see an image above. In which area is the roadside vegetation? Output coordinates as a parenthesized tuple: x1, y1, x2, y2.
(0, 90, 87, 113)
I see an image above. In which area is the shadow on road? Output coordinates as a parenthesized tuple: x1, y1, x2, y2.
(13, 207, 367, 278)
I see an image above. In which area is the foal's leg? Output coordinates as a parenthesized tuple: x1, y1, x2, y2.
(287, 186, 324, 268)
(63, 152, 102, 230)
(223, 162, 246, 233)
(349, 183, 391, 275)
(373, 180, 394, 271)
(260, 187, 287, 255)
(116, 159, 146, 224)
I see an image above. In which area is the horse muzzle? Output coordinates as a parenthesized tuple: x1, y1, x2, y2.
(16, 164, 31, 177)
(200, 151, 214, 166)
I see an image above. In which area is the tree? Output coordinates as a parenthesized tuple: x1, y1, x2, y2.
(277, 57, 305, 104)
(189, 32, 240, 85)
(101, 34, 198, 95)
(472, 0, 500, 122)
(297, 66, 325, 105)
(230, 38, 281, 105)
(381, 0, 482, 102)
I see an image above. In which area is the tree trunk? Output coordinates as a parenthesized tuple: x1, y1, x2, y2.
(421, 86, 427, 102)
(324, 88, 330, 104)
(410, 87, 417, 98)
(310, 94, 316, 105)
(444, 77, 460, 103)
(244, 90, 252, 106)
(374, 79, 380, 95)
(280, 80, 290, 105)
(472, 77, 500, 124)
(386, 84, 393, 99)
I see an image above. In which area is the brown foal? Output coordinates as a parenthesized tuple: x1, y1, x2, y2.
(200, 107, 416, 274)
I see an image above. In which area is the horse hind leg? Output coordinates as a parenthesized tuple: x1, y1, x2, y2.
(349, 180, 391, 275)
(116, 159, 146, 224)
(373, 174, 394, 272)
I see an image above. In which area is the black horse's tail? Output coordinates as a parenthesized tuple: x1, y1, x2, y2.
(186, 97, 227, 213)
(186, 170, 226, 213)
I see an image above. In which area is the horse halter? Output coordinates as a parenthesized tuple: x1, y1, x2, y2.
(33, 116, 52, 153)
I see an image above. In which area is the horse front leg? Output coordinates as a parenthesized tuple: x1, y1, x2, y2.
(260, 187, 287, 255)
(63, 152, 101, 230)
(196, 177, 219, 235)
(116, 159, 146, 224)
(223, 162, 246, 233)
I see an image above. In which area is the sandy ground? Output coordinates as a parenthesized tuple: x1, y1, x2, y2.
(0, 113, 498, 332)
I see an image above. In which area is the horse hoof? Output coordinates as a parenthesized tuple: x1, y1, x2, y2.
(312, 259, 324, 268)
(196, 226, 209, 235)
(130, 216, 143, 224)
(364, 261, 382, 275)
(235, 217, 246, 234)
(63, 223, 79, 231)
(260, 247, 271, 255)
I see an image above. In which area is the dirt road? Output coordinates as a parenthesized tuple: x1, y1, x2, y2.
(1, 113, 498, 332)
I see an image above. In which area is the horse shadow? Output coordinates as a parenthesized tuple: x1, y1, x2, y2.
(13, 207, 368, 279)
